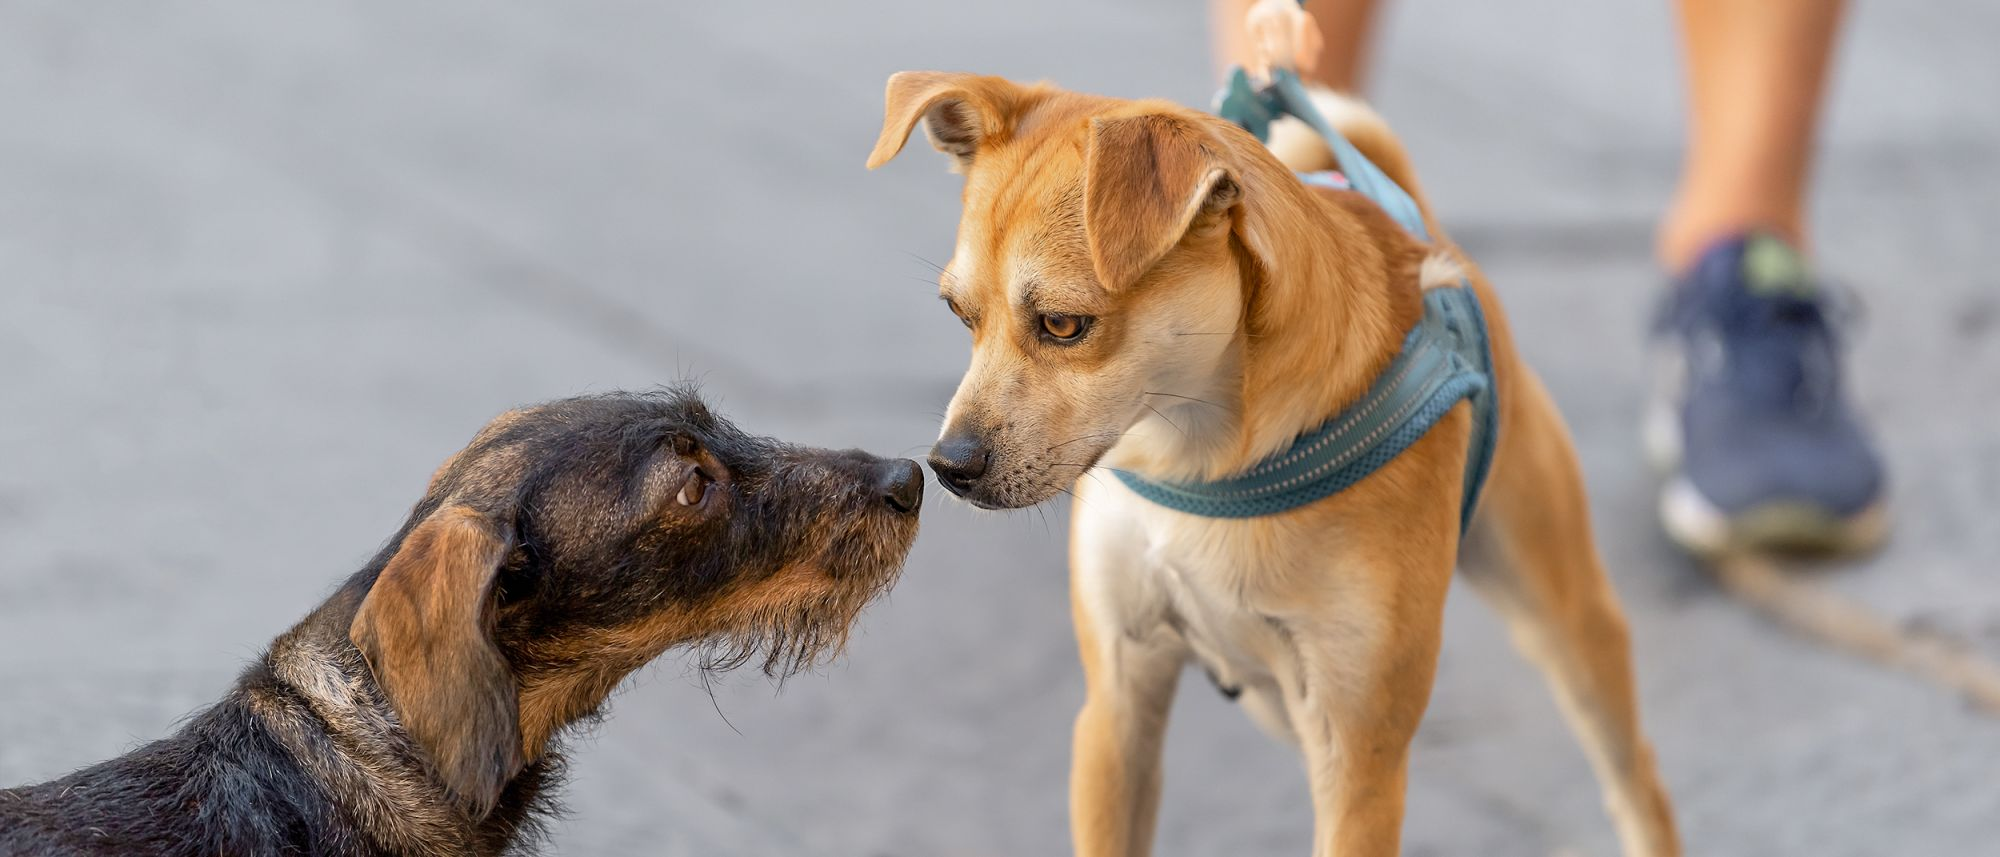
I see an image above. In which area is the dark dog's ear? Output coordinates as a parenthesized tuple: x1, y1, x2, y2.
(1083, 114, 1237, 291)
(351, 504, 522, 817)
(866, 70, 1024, 173)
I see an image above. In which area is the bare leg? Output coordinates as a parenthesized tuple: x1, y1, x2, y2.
(1659, 0, 1848, 270)
(1212, 0, 1386, 92)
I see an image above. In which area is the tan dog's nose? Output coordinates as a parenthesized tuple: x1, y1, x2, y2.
(928, 433, 991, 497)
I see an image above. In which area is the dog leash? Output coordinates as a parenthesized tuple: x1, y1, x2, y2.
(1112, 51, 1499, 530)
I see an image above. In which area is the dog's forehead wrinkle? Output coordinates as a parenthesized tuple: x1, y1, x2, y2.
(971, 134, 1082, 248)
(1006, 258, 1047, 307)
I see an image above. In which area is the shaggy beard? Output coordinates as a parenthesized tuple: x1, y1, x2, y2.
(697, 535, 908, 678)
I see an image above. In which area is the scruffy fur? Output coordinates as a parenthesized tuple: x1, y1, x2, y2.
(869, 73, 1680, 856)
(0, 389, 922, 856)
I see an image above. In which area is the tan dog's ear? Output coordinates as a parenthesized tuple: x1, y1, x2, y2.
(351, 504, 522, 817)
(1083, 114, 1237, 291)
(866, 70, 1022, 172)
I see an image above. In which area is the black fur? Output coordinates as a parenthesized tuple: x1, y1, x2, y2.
(1, 388, 920, 856)
(0, 632, 558, 857)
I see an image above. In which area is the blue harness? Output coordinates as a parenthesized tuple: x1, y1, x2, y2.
(1113, 67, 1499, 530)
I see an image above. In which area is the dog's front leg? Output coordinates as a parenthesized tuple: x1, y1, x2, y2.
(1276, 555, 1453, 857)
(1068, 519, 1187, 857)
(1070, 618, 1184, 857)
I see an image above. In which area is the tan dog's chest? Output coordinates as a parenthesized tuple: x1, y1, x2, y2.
(1073, 473, 1382, 744)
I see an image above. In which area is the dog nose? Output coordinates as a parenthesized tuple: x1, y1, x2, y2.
(928, 433, 991, 496)
(879, 458, 924, 514)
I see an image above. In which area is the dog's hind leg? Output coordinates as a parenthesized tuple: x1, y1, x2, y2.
(1460, 371, 1682, 857)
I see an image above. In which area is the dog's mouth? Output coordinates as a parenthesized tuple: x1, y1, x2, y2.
(707, 513, 916, 677)
(831, 508, 921, 584)
(946, 435, 1122, 511)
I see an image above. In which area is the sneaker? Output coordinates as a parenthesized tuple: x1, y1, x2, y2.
(1645, 233, 1888, 556)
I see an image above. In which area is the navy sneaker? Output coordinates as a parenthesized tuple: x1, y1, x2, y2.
(1645, 233, 1888, 556)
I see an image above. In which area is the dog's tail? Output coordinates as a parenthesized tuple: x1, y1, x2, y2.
(1265, 86, 1432, 217)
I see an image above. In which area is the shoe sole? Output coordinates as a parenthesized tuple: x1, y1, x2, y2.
(1658, 476, 1889, 559)
(1645, 345, 1889, 558)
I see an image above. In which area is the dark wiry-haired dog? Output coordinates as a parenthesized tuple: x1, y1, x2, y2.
(0, 390, 923, 856)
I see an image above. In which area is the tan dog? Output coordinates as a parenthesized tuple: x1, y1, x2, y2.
(868, 71, 1680, 857)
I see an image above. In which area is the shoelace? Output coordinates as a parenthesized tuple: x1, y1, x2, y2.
(1694, 279, 1865, 420)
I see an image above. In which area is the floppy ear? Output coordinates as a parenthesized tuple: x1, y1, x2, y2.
(351, 504, 522, 817)
(865, 70, 1021, 172)
(1083, 114, 1238, 291)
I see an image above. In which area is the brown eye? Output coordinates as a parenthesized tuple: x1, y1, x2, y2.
(675, 468, 709, 507)
(942, 296, 973, 329)
(1039, 313, 1091, 342)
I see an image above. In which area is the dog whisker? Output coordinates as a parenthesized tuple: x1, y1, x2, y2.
(1046, 462, 1122, 475)
(903, 251, 959, 287)
(1046, 462, 1149, 481)
(697, 665, 743, 737)
(1047, 430, 1126, 453)
(1139, 402, 1186, 438)
(1143, 390, 1234, 413)
(903, 251, 946, 273)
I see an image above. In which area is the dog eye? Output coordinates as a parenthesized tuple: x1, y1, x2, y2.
(1039, 313, 1091, 343)
(675, 468, 710, 507)
(944, 297, 973, 330)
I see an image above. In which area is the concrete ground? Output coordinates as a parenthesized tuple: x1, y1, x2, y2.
(2, 1, 1996, 855)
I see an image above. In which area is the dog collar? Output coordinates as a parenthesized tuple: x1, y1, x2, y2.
(1114, 68, 1498, 529)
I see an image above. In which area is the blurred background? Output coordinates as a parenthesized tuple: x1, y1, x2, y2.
(2, 1, 1996, 855)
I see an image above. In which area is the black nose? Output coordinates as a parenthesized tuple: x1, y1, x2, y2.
(878, 458, 924, 514)
(928, 432, 991, 497)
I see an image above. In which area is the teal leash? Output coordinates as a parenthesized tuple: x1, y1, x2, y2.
(1114, 66, 1500, 530)
(1216, 66, 1430, 239)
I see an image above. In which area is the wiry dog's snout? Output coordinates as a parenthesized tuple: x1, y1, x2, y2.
(878, 459, 924, 514)
(928, 430, 991, 497)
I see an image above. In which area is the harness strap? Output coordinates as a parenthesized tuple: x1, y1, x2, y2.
(1114, 65, 1501, 530)
(1115, 286, 1493, 525)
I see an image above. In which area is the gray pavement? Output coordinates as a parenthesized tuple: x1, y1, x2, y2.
(2, 2, 1997, 855)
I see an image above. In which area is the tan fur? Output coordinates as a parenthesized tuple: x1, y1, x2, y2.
(513, 564, 857, 760)
(871, 74, 1680, 856)
(1082, 113, 1235, 292)
(350, 505, 523, 817)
